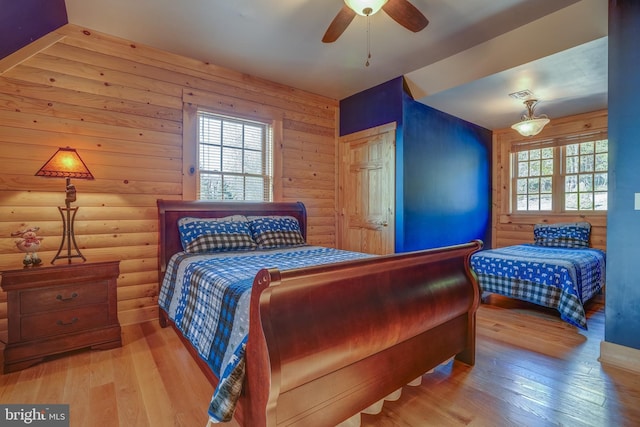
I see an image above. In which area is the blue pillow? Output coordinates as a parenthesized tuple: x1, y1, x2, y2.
(248, 216, 306, 249)
(177, 216, 256, 253)
(533, 222, 591, 248)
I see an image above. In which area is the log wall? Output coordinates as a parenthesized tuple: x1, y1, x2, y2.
(492, 109, 608, 251)
(0, 24, 338, 331)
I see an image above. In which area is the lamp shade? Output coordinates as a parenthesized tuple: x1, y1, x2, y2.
(511, 117, 550, 137)
(344, 0, 388, 16)
(35, 147, 94, 180)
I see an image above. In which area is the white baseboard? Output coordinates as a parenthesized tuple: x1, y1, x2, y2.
(599, 340, 640, 373)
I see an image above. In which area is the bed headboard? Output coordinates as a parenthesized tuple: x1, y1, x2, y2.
(156, 199, 308, 274)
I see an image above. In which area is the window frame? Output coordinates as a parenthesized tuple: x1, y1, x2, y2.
(196, 110, 273, 201)
(181, 90, 283, 201)
(509, 130, 608, 215)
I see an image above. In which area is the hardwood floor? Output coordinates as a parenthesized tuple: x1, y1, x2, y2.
(1, 293, 639, 426)
(361, 293, 640, 427)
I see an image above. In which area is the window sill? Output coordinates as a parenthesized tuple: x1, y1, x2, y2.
(499, 213, 607, 227)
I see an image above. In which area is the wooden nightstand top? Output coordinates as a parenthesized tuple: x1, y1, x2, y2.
(1, 261, 120, 291)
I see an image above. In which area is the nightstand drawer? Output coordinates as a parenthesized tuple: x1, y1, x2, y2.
(20, 282, 109, 314)
(21, 304, 109, 341)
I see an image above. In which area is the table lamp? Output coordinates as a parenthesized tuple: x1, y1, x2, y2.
(35, 147, 94, 264)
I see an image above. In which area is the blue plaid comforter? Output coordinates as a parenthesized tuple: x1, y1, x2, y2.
(159, 245, 372, 422)
(470, 244, 605, 329)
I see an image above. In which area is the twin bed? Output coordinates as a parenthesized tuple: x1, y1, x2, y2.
(470, 222, 606, 329)
(157, 200, 483, 426)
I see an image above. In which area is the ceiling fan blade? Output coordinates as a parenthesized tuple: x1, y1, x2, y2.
(382, 0, 429, 33)
(322, 5, 356, 43)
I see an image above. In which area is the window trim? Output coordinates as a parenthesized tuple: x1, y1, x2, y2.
(181, 89, 283, 201)
(508, 130, 608, 215)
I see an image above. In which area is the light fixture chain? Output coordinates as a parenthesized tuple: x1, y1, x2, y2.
(366, 13, 371, 67)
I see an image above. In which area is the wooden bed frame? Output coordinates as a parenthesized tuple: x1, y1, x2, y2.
(157, 199, 482, 426)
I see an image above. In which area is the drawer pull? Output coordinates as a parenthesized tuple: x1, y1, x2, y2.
(56, 317, 79, 326)
(56, 292, 79, 302)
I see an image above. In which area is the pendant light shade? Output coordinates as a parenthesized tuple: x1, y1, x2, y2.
(511, 99, 550, 137)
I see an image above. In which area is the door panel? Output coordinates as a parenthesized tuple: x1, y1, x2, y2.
(338, 123, 395, 255)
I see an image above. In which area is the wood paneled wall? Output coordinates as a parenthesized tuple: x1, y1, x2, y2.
(491, 110, 608, 251)
(0, 24, 339, 331)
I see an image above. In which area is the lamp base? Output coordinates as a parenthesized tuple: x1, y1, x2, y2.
(52, 204, 86, 264)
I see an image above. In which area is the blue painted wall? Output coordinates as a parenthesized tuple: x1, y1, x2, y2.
(340, 77, 491, 253)
(402, 93, 492, 251)
(0, 0, 68, 59)
(606, 0, 640, 350)
(339, 77, 404, 136)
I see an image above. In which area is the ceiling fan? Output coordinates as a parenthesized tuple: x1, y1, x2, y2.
(322, 0, 429, 43)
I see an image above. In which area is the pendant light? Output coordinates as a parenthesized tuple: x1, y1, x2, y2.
(511, 99, 550, 137)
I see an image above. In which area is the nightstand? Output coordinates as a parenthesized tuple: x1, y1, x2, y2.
(1, 261, 122, 373)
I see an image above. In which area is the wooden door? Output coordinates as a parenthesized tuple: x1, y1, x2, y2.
(338, 122, 396, 255)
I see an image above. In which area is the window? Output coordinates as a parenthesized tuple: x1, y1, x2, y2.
(515, 147, 554, 211)
(512, 133, 608, 213)
(197, 111, 273, 201)
(564, 139, 608, 211)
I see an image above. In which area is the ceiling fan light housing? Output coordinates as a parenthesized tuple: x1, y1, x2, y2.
(344, 0, 388, 16)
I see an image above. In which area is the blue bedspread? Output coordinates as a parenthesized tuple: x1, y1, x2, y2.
(470, 244, 605, 329)
(159, 245, 373, 422)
